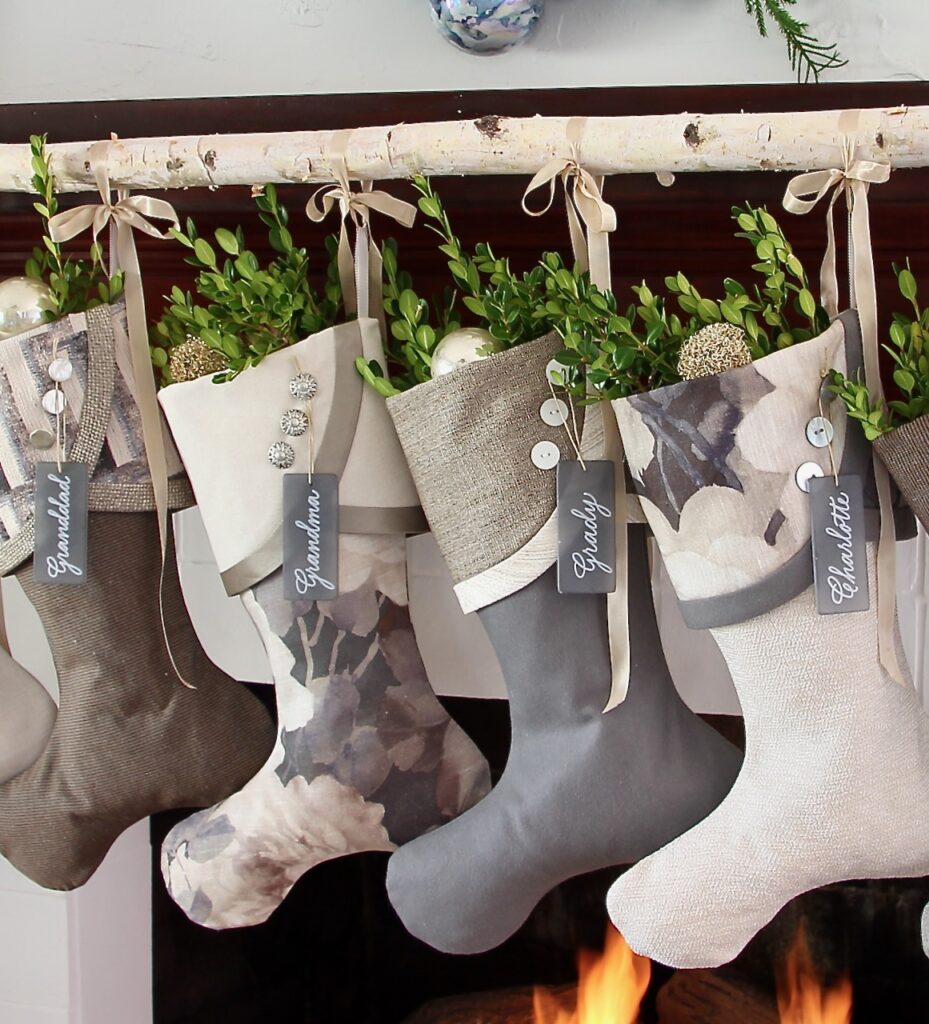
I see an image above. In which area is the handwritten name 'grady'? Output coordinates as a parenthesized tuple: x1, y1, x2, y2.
(293, 486, 335, 595)
(44, 472, 83, 579)
(570, 491, 614, 580)
(824, 489, 859, 606)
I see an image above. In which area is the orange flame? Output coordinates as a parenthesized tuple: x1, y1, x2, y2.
(533, 926, 651, 1024)
(775, 924, 852, 1024)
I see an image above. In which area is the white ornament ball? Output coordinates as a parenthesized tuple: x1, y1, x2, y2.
(0, 277, 53, 341)
(430, 327, 498, 379)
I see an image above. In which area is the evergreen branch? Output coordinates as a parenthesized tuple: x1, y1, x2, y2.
(744, 0, 847, 83)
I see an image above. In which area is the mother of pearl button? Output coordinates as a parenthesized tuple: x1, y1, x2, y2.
(48, 357, 73, 382)
(41, 389, 65, 416)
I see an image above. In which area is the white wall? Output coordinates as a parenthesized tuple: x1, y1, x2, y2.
(0, 0, 925, 106)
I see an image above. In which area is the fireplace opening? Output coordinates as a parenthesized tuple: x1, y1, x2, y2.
(152, 696, 929, 1023)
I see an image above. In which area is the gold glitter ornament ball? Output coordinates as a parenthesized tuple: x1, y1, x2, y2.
(168, 336, 229, 384)
(677, 323, 752, 381)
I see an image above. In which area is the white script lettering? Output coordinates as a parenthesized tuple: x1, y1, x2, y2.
(824, 490, 858, 605)
(293, 487, 335, 594)
(570, 491, 614, 580)
(44, 472, 83, 578)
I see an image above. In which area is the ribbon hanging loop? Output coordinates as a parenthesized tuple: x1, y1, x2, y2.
(306, 130, 417, 335)
(48, 139, 191, 685)
(783, 133, 902, 686)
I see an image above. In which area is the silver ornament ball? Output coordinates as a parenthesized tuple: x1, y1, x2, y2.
(430, 327, 498, 379)
(0, 277, 53, 341)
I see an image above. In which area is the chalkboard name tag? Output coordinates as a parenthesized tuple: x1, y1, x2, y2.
(33, 462, 88, 586)
(809, 474, 869, 615)
(557, 460, 616, 595)
(282, 473, 339, 602)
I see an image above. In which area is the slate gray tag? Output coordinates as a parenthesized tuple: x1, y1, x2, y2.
(809, 474, 869, 615)
(33, 461, 88, 586)
(557, 460, 616, 595)
(282, 473, 339, 601)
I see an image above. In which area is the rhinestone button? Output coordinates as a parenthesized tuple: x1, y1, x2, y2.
(540, 397, 569, 427)
(531, 440, 561, 471)
(545, 358, 569, 385)
(795, 461, 824, 493)
(281, 409, 309, 437)
(48, 357, 73, 382)
(41, 389, 65, 415)
(268, 441, 295, 469)
(289, 373, 318, 401)
(805, 416, 834, 448)
(29, 428, 54, 450)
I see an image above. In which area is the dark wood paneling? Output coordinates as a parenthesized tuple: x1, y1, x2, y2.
(2, 83, 928, 342)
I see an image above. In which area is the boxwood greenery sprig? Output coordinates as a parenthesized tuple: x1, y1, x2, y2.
(24, 134, 124, 319)
(151, 184, 342, 384)
(534, 203, 830, 402)
(355, 180, 827, 403)
(829, 262, 929, 440)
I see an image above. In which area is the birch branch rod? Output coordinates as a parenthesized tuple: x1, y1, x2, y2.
(0, 105, 926, 193)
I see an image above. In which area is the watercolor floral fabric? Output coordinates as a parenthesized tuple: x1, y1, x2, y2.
(614, 319, 848, 602)
(162, 533, 491, 929)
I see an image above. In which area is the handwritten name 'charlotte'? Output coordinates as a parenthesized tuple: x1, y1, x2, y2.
(824, 490, 859, 605)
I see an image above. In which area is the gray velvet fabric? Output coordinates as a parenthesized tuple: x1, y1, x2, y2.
(385, 524, 742, 954)
(0, 649, 56, 785)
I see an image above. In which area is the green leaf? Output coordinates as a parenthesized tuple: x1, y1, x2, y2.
(398, 289, 420, 323)
(194, 238, 217, 266)
(215, 228, 240, 256)
(170, 226, 195, 249)
(894, 368, 916, 394)
(797, 289, 817, 318)
(899, 267, 918, 302)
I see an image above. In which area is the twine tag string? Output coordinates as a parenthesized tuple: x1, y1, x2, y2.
(547, 374, 586, 470)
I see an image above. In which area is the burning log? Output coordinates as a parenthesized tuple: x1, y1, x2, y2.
(656, 969, 780, 1024)
(401, 984, 575, 1024)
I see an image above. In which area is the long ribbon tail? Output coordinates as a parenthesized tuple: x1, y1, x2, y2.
(115, 226, 195, 690)
(602, 405, 631, 711)
(851, 181, 904, 685)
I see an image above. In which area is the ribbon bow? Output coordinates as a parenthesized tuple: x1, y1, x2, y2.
(783, 137, 903, 686)
(306, 131, 416, 332)
(521, 116, 616, 291)
(48, 140, 188, 683)
(783, 139, 891, 318)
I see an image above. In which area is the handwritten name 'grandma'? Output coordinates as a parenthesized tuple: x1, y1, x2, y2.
(570, 491, 614, 580)
(293, 486, 335, 596)
(44, 472, 83, 579)
(824, 490, 859, 606)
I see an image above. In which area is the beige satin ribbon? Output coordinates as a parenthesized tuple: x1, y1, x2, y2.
(47, 140, 191, 686)
(521, 116, 617, 290)
(784, 136, 904, 686)
(522, 119, 630, 709)
(306, 130, 417, 334)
